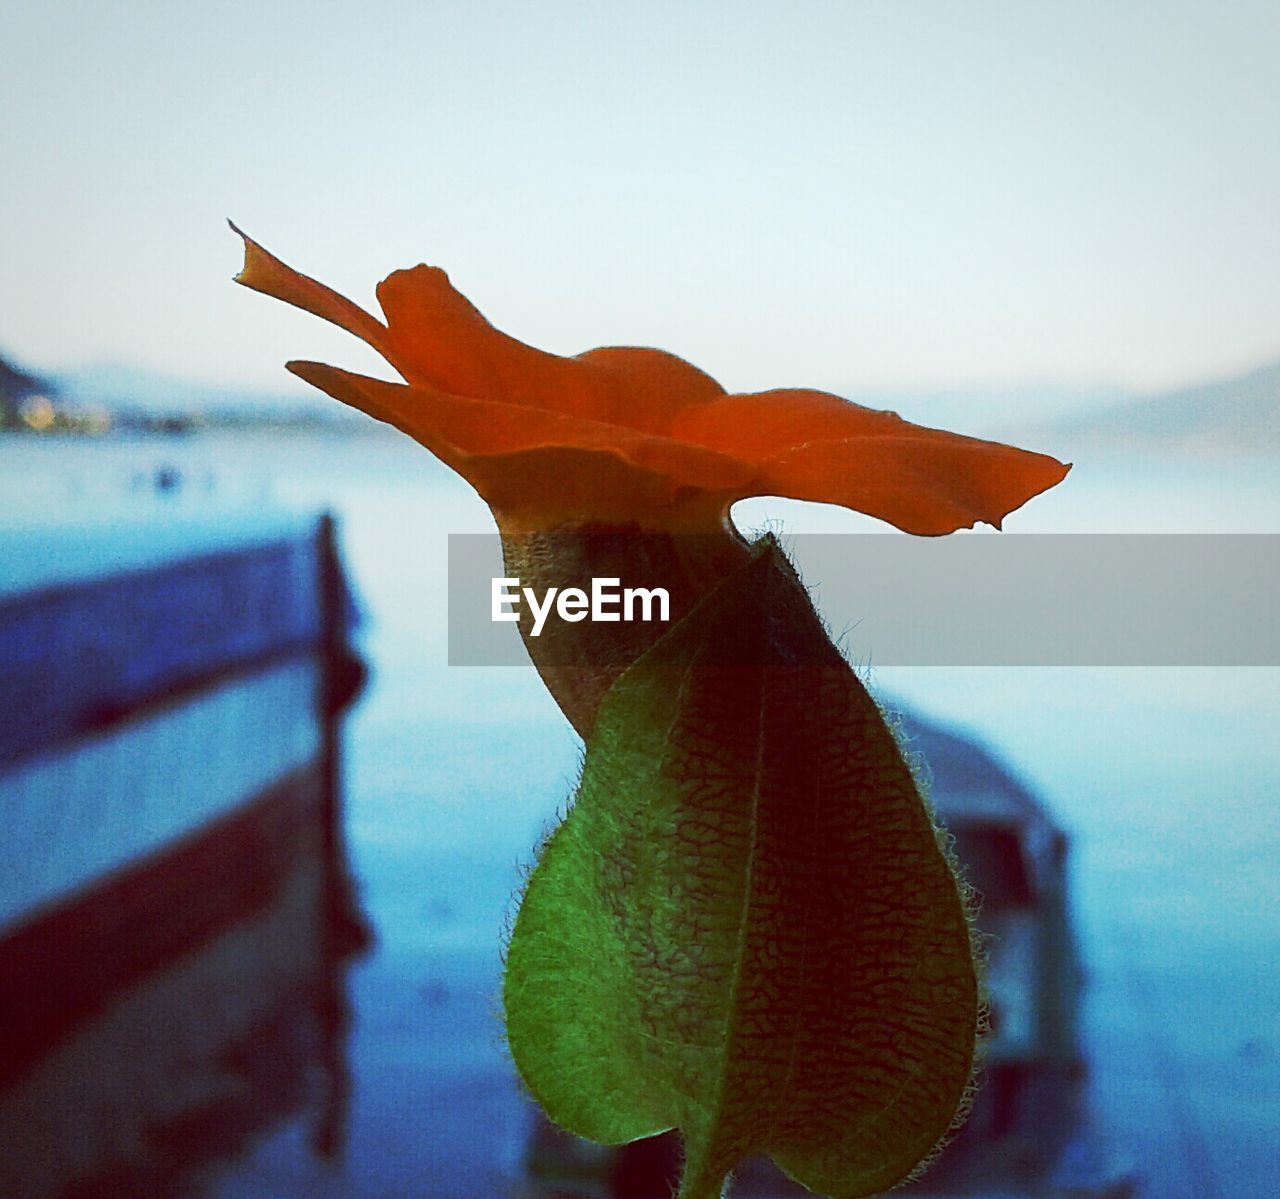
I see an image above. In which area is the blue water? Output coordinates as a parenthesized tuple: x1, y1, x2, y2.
(4, 431, 1278, 1196)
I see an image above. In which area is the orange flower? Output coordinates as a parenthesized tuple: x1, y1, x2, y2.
(234, 227, 1071, 734)
(231, 225, 1069, 538)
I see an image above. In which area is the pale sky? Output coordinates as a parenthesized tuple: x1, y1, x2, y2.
(3, 1, 1278, 404)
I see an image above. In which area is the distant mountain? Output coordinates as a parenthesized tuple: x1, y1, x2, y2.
(849, 382, 1125, 442)
(54, 362, 362, 423)
(0, 352, 54, 422)
(1049, 360, 1280, 454)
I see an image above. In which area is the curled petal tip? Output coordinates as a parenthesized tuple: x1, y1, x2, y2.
(228, 220, 251, 281)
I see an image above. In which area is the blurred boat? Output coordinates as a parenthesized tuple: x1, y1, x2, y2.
(518, 710, 1138, 1199)
(0, 511, 369, 1198)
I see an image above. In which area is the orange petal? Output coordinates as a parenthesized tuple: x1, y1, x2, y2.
(374, 264, 578, 407)
(376, 265, 724, 427)
(673, 389, 1071, 534)
(671, 388, 882, 457)
(233, 229, 726, 430)
(762, 435, 1070, 534)
(288, 362, 753, 524)
(230, 223, 389, 352)
(573, 347, 725, 430)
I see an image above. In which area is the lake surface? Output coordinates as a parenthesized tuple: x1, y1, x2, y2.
(3, 429, 1277, 1197)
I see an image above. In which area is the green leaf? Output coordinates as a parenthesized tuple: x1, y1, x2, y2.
(503, 541, 977, 1199)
